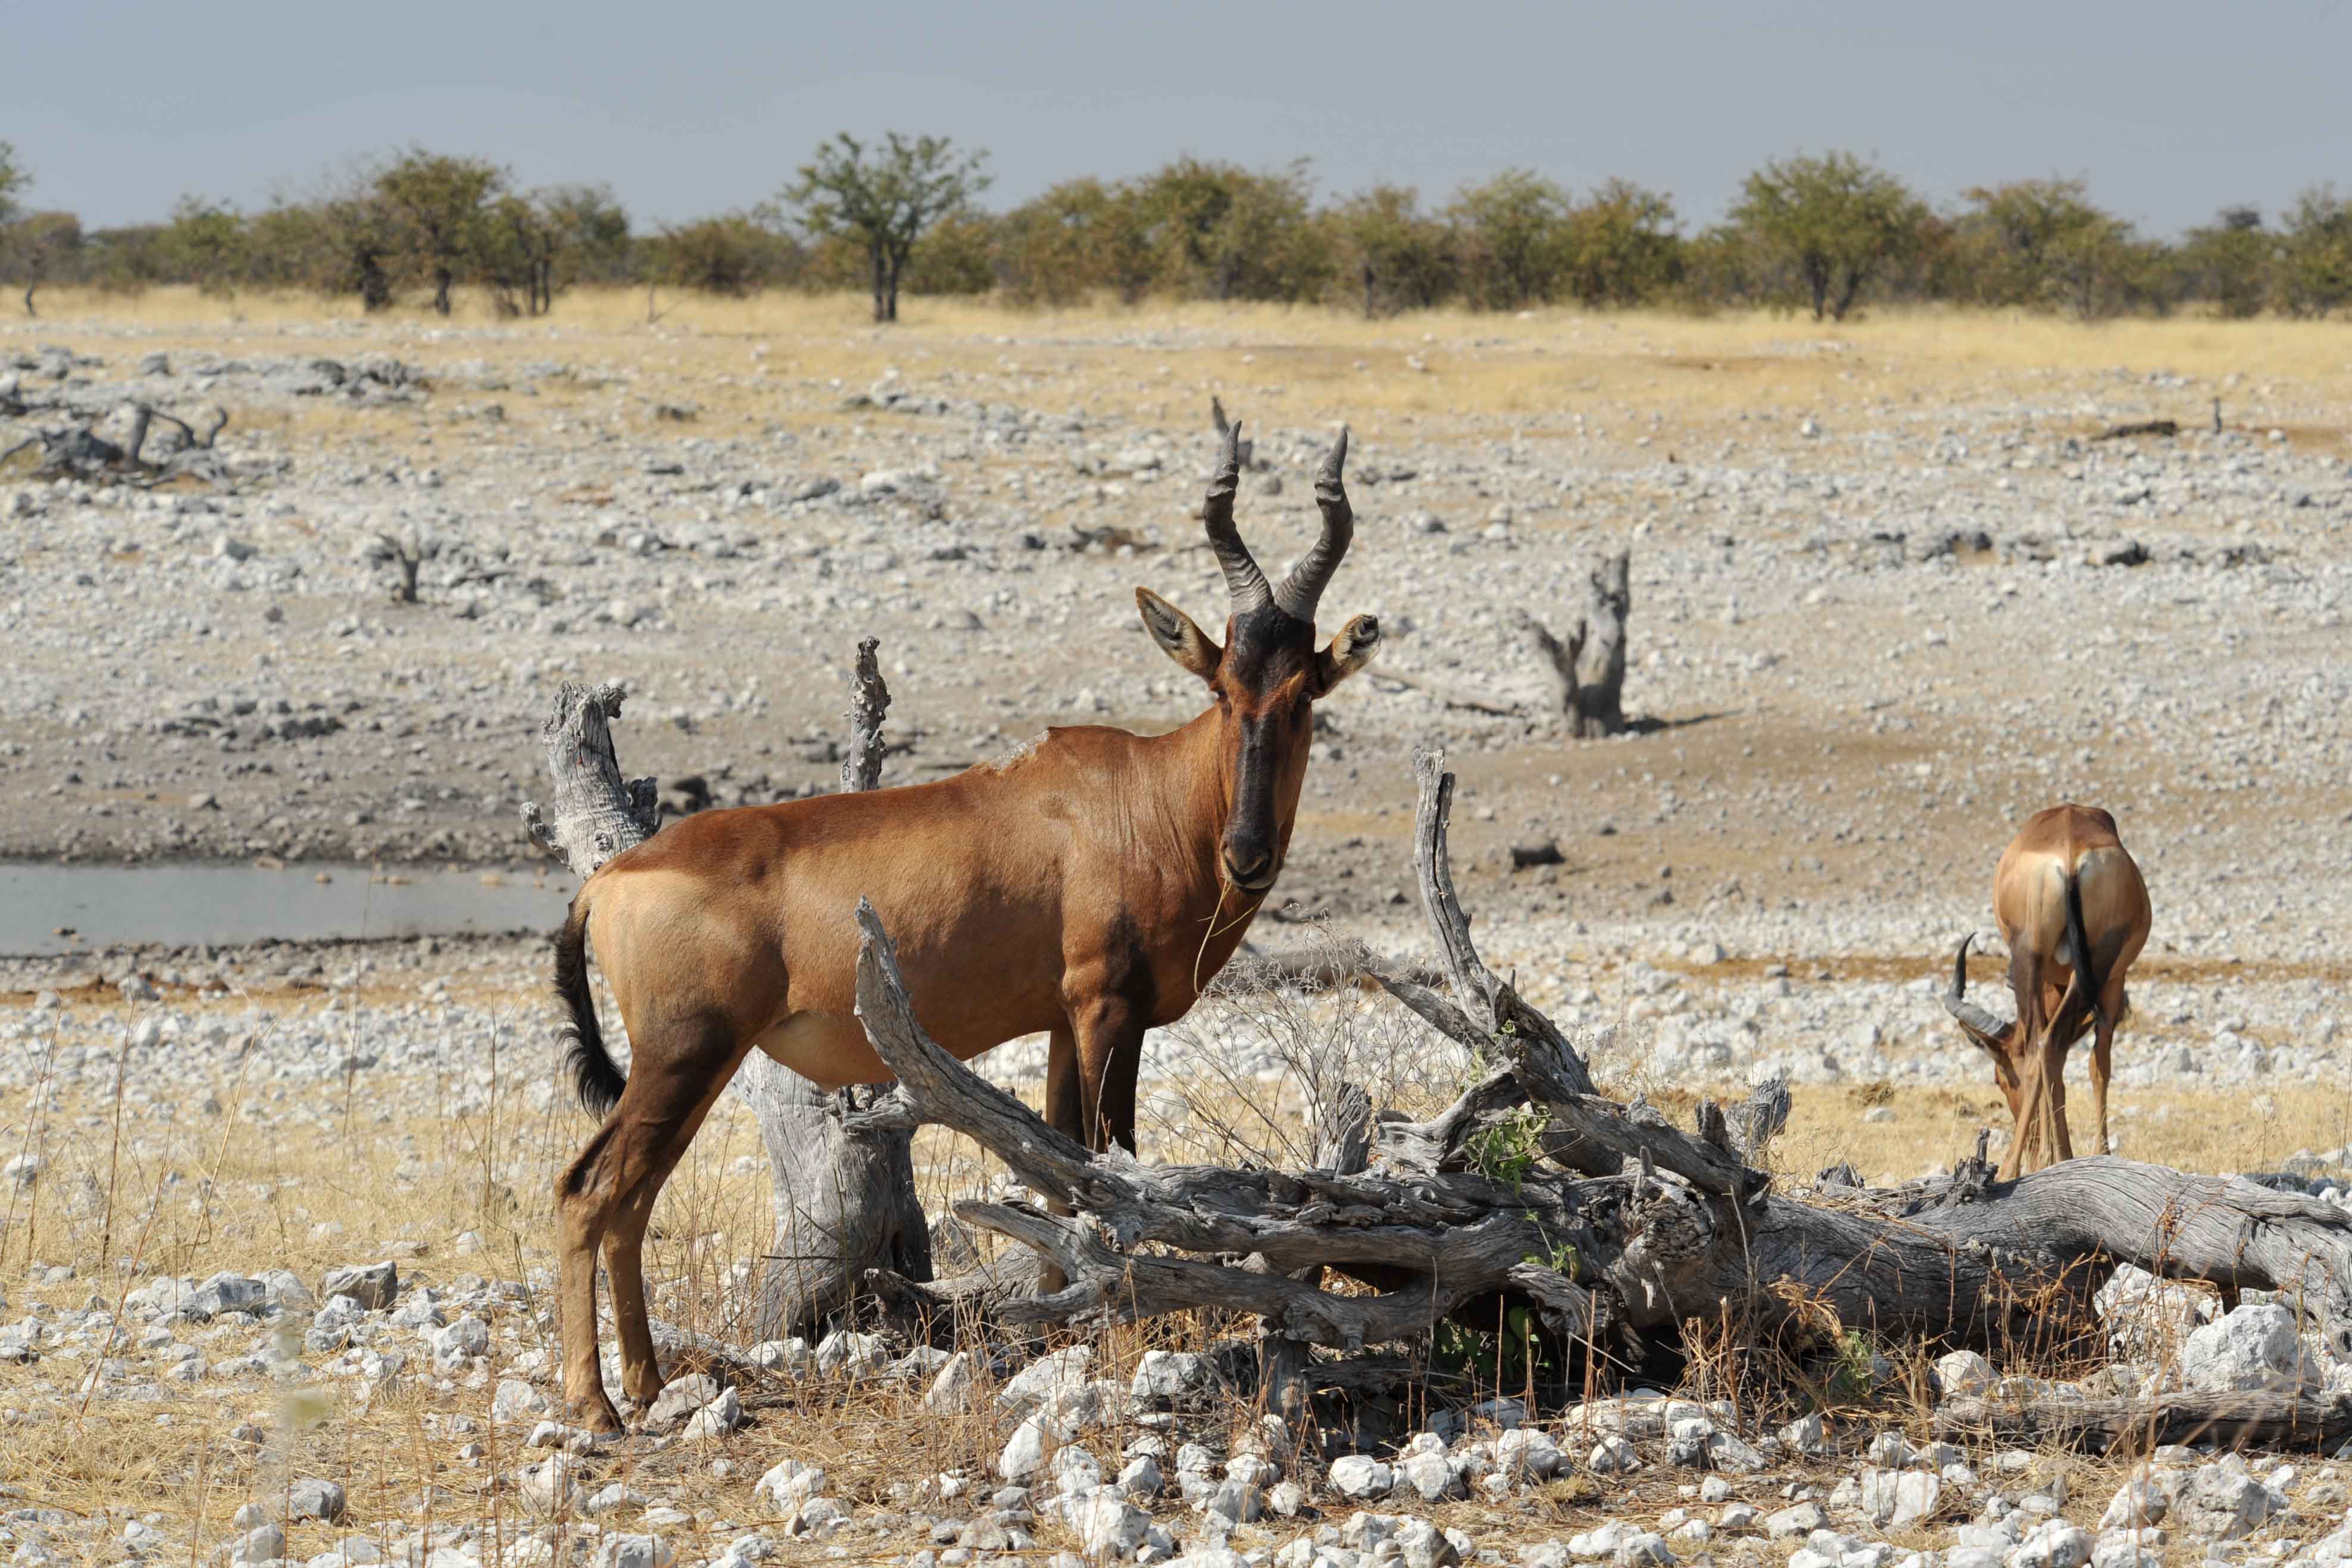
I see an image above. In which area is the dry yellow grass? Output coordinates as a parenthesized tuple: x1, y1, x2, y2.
(23, 285, 2352, 441)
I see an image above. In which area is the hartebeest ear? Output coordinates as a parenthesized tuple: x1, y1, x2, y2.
(1311, 614, 1381, 696)
(1136, 588, 1221, 680)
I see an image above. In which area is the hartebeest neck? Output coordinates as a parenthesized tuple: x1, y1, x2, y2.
(1147, 705, 1309, 904)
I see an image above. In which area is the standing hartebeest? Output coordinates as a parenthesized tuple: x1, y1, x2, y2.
(1943, 804, 2151, 1178)
(547, 423, 1379, 1430)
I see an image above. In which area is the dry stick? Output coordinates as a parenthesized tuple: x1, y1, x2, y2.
(2, 1019, 58, 1268)
(100, 1024, 132, 1270)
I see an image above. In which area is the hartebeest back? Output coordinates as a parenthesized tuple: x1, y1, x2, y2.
(1944, 803, 2151, 1177)
(547, 422, 1378, 1430)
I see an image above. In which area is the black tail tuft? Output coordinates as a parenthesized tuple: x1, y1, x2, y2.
(2054, 868, 2103, 1044)
(553, 897, 626, 1117)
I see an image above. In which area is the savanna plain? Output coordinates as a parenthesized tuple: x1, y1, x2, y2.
(4, 289, 2351, 1567)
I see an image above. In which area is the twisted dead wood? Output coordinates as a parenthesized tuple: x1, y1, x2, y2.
(841, 742, 2352, 1389)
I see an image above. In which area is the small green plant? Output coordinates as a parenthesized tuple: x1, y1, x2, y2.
(1522, 1232, 1579, 1280)
(1828, 1329, 1879, 1401)
(1466, 1105, 1548, 1191)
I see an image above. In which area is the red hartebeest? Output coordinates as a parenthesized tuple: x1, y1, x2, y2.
(548, 424, 1378, 1430)
(1944, 804, 2151, 1178)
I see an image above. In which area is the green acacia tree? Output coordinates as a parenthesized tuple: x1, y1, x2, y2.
(1448, 169, 1572, 310)
(0, 142, 26, 226)
(1730, 152, 1924, 320)
(2278, 186, 2352, 318)
(2178, 207, 2275, 318)
(373, 150, 507, 314)
(1326, 185, 1456, 317)
(783, 132, 989, 323)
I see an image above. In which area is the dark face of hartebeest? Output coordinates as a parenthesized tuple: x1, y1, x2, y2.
(1134, 423, 1380, 891)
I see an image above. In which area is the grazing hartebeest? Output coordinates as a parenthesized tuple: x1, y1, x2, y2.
(548, 423, 1379, 1430)
(1944, 804, 2151, 1178)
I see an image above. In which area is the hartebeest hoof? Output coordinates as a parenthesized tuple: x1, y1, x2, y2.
(569, 1393, 626, 1435)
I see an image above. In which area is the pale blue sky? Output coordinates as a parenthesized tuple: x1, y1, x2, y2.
(9, 1, 2348, 236)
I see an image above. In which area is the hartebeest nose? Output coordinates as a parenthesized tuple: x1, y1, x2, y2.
(1223, 846, 1275, 891)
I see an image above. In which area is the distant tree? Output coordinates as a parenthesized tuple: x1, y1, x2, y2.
(156, 198, 249, 294)
(1728, 152, 1925, 320)
(538, 185, 633, 289)
(1953, 179, 2157, 319)
(373, 150, 507, 314)
(1325, 185, 1456, 317)
(1126, 157, 1329, 303)
(2277, 186, 2352, 318)
(1, 211, 79, 316)
(479, 194, 556, 316)
(900, 208, 997, 295)
(2178, 205, 2275, 318)
(783, 132, 990, 322)
(1448, 169, 1572, 310)
(0, 142, 27, 226)
(1559, 179, 1683, 306)
(997, 177, 1152, 306)
(652, 213, 800, 296)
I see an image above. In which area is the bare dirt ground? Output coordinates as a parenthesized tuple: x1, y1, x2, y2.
(4, 291, 2351, 1568)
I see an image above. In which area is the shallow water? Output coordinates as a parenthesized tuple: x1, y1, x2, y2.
(1, 861, 574, 955)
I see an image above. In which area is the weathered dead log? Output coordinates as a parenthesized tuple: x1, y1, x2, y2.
(1, 400, 231, 481)
(1935, 1389, 2352, 1454)
(521, 660, 931, 1349)
(1523, 549, 1632, 737)
(1363, 663, 1524, 717)
(837, 742, 2352, 1392)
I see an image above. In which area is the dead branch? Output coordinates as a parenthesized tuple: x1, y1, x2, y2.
(835, 742, 2352, 1391)
(2094, 419, 2179, 442)
(1935, 1389, 2352, 1454)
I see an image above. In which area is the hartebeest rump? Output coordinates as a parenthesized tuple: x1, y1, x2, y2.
(1944, 803, 2151, 1178)
(548, 423, 1378, 1430)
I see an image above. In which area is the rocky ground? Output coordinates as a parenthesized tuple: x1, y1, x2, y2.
(4, 300, 2352, 1564)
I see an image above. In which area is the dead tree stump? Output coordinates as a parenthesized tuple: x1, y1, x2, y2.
(521, 650, 930, 1348)
(1524, 549, 1632, 737)
(745, 637, 930, 1338)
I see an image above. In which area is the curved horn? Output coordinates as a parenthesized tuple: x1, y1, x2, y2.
(1200, 420, 1270, 614)
(1274, 427, 1354, 621)
(1943, 932, 2014, 1051)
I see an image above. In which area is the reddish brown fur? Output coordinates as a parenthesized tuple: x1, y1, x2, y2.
(1952, 804, 2151, 1178)
(548, 427, 1376, 1430)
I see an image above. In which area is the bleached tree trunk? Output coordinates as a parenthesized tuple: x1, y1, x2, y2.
(745, 637, 930, 1337)
(522, 647, 930, 1349)
(1525, 549, 1632, 737)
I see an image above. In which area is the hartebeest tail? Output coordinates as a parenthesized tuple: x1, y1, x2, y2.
(1944, 803, 2150, 1177)
(546, 418, 1379, 1433)
(552, 899, 623, 1117)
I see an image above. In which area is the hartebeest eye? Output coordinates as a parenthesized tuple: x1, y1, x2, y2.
(1135, 588, 1221, 682)
(1311, 614, 1382, 696)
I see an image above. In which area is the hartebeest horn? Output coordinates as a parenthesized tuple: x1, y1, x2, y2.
(1943, 931, 2013, 1051)
(1201, 420, 1271, 614)
(1274, 427, 1353, 621)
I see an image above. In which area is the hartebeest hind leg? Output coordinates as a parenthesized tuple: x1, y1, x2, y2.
(599, 1066, 742, 1404)
(554, 1018, 746, 1430)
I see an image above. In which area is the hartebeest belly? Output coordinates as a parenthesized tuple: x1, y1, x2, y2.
(1946, 804, 2150, 1177)
(547, 421, 1382, 1432)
